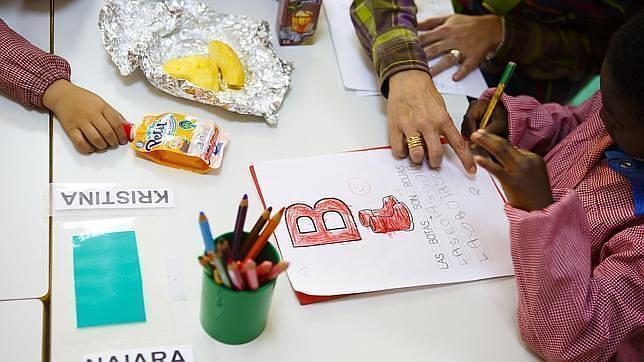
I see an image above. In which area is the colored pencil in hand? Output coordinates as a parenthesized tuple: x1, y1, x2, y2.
(231, 195, 249, 260)
(240, 207, 272, 257)
(479, 61, 516, 130)
(244, 207, 285, 261)
(199, 212, 215, 252)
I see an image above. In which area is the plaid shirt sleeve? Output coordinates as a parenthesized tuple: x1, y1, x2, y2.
(349, 0, 430, 97)
(505, 190, 644, 361)
(0, 18, 71, 108)
(487, 4, 629, 81)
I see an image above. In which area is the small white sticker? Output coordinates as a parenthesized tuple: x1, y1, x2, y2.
(52, 183, 174, 211)
(164, 256, 187, 301)
(83, 345, 193, 362)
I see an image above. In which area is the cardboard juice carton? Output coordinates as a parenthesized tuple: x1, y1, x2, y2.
(277, 0, 322, 46)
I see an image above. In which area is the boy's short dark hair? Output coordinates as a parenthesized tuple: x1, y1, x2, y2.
(606, 11, 644, 101)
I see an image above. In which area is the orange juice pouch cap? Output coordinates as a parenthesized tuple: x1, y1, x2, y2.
(129, 113, 229, 173)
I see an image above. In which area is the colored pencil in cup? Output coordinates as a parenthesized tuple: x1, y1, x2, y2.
(213, 269, 223, 285)
(244, 207, 285, 261)
(240, 207, 272, 257)
(231, 195, 249, 260)
(479, 61, 516, 130)
(198, 255, 213, 277)
(199, 212, 215, 252)
(259, 261, 289, 284)
(217, 239, 231, 262)
(213, 252, 232, 289)
(242, 259, 259, 290)
(227, 261, 246, 291)
(256, 261, 273, 277)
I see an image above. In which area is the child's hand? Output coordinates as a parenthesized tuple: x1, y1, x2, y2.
(461, 99, 508, 138)
(43, 79, 129, 154)
(470, 129, 554, 212)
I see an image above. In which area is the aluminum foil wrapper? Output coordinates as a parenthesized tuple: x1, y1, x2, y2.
(98, 0, 293, 124)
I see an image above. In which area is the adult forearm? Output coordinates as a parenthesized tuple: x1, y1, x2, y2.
(350, 0, 430, 96)
(492, 15, 601, 80)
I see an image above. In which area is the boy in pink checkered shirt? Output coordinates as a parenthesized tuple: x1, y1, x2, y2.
(0, 18, 128, 154)
(462, 12, 644, 362)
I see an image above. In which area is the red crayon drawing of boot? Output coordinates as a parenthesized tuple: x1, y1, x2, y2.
(286, 198, 361, 247)
(358, 196, 414, 233)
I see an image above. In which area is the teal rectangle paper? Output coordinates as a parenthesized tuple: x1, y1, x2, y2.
(73, 231, 146, 328)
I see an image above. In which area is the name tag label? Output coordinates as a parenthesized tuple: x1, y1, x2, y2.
(52, 184, 175, 211)
(83, 345, 193, 362)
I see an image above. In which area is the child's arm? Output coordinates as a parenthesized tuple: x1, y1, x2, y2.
(0, 19, 128, 153)
(0, 18, 70, 107)
(470, 130, 643, 361)
(478, 89, 601, 156)
(506, 191, 643, 361)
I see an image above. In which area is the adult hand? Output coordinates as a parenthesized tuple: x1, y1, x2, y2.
(461, 99, 508, 138)
(387, 69, 475, 173)
(419, 14, 502, 81)
(43, 79, 129, 154)
(470, 130, 553, 211)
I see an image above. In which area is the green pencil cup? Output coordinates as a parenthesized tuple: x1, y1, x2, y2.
(200, 232, 280, 345)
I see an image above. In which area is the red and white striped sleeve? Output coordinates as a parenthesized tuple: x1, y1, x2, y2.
(0, 18, 70, 108)
(479, 89, 602, 156)
(505, 189, 644, 361)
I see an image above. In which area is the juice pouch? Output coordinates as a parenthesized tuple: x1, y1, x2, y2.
(126, 113, 229, 173)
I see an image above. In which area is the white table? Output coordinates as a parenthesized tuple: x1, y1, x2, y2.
(0, 1, 50, 301)
(51, 0, 537, 361)
(0, 299, 44, 362)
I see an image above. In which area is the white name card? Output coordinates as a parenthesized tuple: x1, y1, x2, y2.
(83, 345, 193, 362)
(52, 183, 175, 211)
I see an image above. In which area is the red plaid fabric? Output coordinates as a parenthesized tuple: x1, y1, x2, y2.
(0, 18, 70, 108)
(481, 89, 644, 361)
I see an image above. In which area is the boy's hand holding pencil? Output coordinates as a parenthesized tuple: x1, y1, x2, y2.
(461, 61, 515, 158)
(459, 61, 554, 212)
(470, 130, 554, 212)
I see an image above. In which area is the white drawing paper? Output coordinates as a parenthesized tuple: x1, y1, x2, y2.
(252, 147, 513, 296)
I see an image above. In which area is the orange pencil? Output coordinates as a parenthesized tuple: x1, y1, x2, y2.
(240, 207, 272, 257)
(244, 207, 285, 260)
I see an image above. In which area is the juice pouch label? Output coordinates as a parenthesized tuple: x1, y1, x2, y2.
(277, 0, 322, 46)
(131, 113, 229, 173)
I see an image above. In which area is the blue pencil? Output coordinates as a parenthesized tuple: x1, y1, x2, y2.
(199, 212, 215, 252)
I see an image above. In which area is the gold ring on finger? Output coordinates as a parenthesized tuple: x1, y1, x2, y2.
(406, 136, 425, 149)
(449, 49, 463, 63)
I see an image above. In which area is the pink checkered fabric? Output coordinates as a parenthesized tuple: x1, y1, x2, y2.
(481, 89, 644, 361)
(0, 18, 70, 108)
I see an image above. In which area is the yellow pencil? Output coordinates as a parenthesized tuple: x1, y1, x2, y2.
(479, 62, 516, 130)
